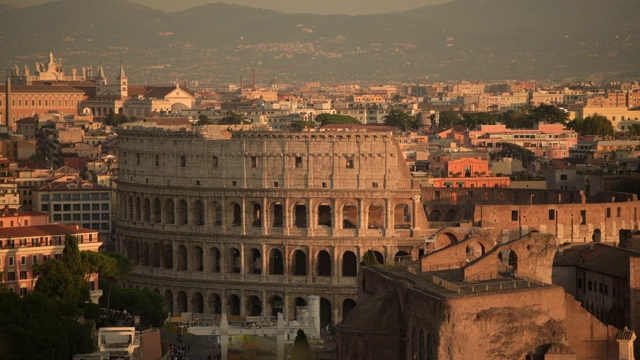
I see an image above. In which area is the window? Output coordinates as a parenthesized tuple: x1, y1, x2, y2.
(606, 208, 611, 218)
(7, 272, 15, 281)
(8, 256, 14, 266)
(92, 204, 100, 211)
(101, 203, 109, 210)
(180, 155, 186, 167)
(549, 209, 555, 220)
(20, 271, 27, 280)
(346, 157, 354, 169)
(155, 155, 159, 166)
(617, 207, 621, 217)
(322, 182, 327, 188)
(274, 182, 279, 188)
(20, 287, 27, 296)
(136, 153, 140, 165)
(580, 210, 587, 225)
(560, 174, 567, 181)
(53, 204, 61, 211)
(82, 204, 90, 211)
(511, 210, 518, 221)
(372, 182, 378, 188)
(20, 256, 26, 265)
(73, 204, 81, 211)
(212, 156, 218, 168)
(232, 181, 237, 187)
(588, 281, 592, 291)
(251, 156, 258, 168)
(295, 157, 303, 168)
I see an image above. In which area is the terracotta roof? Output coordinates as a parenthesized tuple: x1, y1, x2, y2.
(33, 178, 110, 192)
(554, 243, 640, 278)
(128, 85, 195, 99)
(0, 223, 95, 238)
(616, 326, 635, 340)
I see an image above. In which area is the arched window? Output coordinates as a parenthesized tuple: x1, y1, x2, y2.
(318, 251, 332, 277)
(342, 251, 357, 277)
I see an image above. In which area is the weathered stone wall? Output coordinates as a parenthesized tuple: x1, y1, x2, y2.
(115, 127, 431, 323)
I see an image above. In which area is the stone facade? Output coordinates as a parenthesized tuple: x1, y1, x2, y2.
(115, 126, 430, 324)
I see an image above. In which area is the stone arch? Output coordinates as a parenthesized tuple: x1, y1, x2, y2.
(192, 200, 205, 226)
(270, 296, 284, 318)
(436, 232, 459, 249)
(210, 201, 222, 227)
(228, 247, 241, 273)
(269, 248, 284, 275)
(429, 210, 442, 222)
(320, 297, 332, 326)
(317, 202, 332, 227)
(465, 241, 485, 262)
(151, 243, 161, 267)
(152, 198, 161, 223)
(135, 196, 141, 221)
(227, 294, 240, 316)
(164, 199, 175, 224)
(271, 201, 284, 228)
(208, 293, 222, 314)
(394, 250, 410, 262)
(191, 292, 204, 313)
(127, 195, 133, 221)
(143, 198, 151, 222)
(177, 245, 187, 271)
(373, 251, 384, 264)
(394, 203, 411, 229)
(419, 329, 425, 360)
(251, 202, 262, 227)
(317, 250, 332, 276)
(209, 247, 221, 273)
(342, 251, 358, 277)
(163, 243, 173, 269)
(231, 202, 242, 227)
(593, 228, 602, 243)
(246, 295, 262, 316)
(140, 242, 150, 266)
(498, 249, 518, 274)
(192, 246, 203, 272)
(427, 333, 435, 360)
(295, 297, 307, 307)
(444, 209, 457, 222)
(292, 249, 307, 276)
(342, 203, 358, 229)
(133, 241, 140, 265)
(367, 203, 384, 229)
(164, 290, 174, 314)
(176, 291, 188, 313)
(246, 248, 262, 275)
(342, 298, 357, 321)
(177, 199, 188, 225)
(294, 202, 307, 228)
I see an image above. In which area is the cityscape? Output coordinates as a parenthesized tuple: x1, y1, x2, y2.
(2, 0, 640, 360)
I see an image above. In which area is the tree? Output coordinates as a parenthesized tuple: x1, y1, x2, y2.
(219, 111, 246, 125)
(196, 114, 213, 125)
(101, 284, 167, 327)
(383, 109, 417, 131)
(316, 113, 361, 126)
(291, 329, 312, 360)
(434, 110, 461, 128)
(99, 252, 132, 326)
(567, 114, 615, 137)
(361, 250, 380, 266)
(103, 108, 128, 126)
(528, 104, 569, 125)
(628, 124, 640, 137)
(291, 120, 317, 131)
(492, 142, 536, 168)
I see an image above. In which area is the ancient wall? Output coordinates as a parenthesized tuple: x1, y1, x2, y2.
(564, 294, 619, 360)
(115, 127, 430, 324)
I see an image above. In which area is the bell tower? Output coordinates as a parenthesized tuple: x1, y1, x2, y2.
(116, 61, 128, 99)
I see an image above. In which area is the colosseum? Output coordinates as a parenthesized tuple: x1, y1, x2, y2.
(115, 124, 431, 325)
(115, 124, 640, 327)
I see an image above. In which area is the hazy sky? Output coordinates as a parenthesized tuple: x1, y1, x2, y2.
(130, 0, 451, 14)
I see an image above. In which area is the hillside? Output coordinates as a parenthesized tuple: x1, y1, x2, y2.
(0, 0, 638, 84)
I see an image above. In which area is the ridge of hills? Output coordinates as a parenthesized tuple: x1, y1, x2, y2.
(1, 0, 639, 85)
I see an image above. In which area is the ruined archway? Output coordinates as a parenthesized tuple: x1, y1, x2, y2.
(164, 199, 174, 224)
(318, 250, 332, 276)
(320, 297, 332, 326)
(191, 292, 204, 313)
(228, 247, 241, 273)
(293, 249, 307, 276)
(247, 295, 262, 316)
(152, 198, 161, 223)
(151, 243, 161, 268)
(177, 245, 187, 271)
(295, 203, 307, 228)
(232, 202, 242, 227)
(444, 209, 457, 222)
(251, 202, 262, 227)
(143, 198, 150, 222)
(140, 242, 150, 266)
(247, 248, 262, 275)
(342, 204, 358, 229)
(192, 246, 203, 272)
(164, 290, 174, 314)
(271, 202, 284, 227)
(394, 203, 411, 229)
(368, 204, 384, 229)
(428, 210, 442, 222)
(593, 229, 602, 243)
(342, 298, 357, 321)
(465, 241, 485, 262)
(177, 199, 188, 225)
(342, 251, 358, 277)
(269, 248, 284, 275)
(271, 296, 284, 318)
(228, 294, 240, 316)
(373, 251, 384, 264)
(208, 293, 222, 314)
(209, 246, 221, 273)
(163, 243, 173, 269)
(192, 200, 205, 226)
(318, 203, 332, 227)
(177, 291, 188, 313)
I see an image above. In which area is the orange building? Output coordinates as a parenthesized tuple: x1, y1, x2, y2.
(0, 223, 101, 296)
(0, 84, 85, 127)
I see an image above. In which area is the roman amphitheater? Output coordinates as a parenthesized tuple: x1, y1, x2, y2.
(115, 124, 640, 327)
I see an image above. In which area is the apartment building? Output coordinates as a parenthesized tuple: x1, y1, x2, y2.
(33, 176, 111, 242)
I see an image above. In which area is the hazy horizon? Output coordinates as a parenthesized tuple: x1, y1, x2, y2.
(1, 0, 451, 14)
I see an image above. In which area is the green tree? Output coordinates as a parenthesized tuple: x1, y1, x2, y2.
(384, 109, 417, 131)
(567, 114, 615, 137)
(99, 252, 132, 326)
(434, 110, 462, 128)
(316, 113, 361, 126)
(103, 108, 129, 126)
(219, 111, 246, 125)
(101, 283, 167, 327)
(528, 104, 569, 125)
(361, 250, 380, 266)
(291, 120, 317, 131)
(196, 114, 213, 125)
(504, 110, 535, 129)
(492, 142, 536, 168)
(291, 329, 312, 360)
(628, 124, 640, 137)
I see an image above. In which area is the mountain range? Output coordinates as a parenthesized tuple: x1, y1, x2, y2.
(1, 0, 639, 85)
